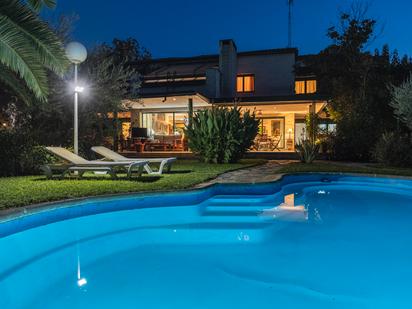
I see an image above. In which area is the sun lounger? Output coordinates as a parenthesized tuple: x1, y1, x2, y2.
(91, 146, 176, 175)
(41, 147, 148, 179)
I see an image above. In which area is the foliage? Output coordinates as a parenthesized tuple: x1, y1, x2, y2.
(0, 0, 69, 102)
(0, 128, 55, 176)
(305, 112, 319, 142)
(278, 161, 412, 178)
(26, 0, 56, 11)
(390, 75, 412, 131)
(185, 107, 259, 164)
(295, 139, 319, 164)
(372, 132, 412, 167)
(0, 160, 264, 209)
(307, 4, 412, 161)
(0, 32, 150, 176)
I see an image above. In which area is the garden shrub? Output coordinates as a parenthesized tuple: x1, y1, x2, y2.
(0, 128, 56, 176)
(372, 132, 412, 167)
(295, 140, 320, 164)
(20, 145, 58, 175)
(185, 107, 259, 163)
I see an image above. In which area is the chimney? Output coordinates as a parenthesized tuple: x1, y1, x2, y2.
(219, 39, 237, 98)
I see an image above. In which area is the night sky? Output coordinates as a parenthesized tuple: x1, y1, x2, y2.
(44, 0, 411, 58)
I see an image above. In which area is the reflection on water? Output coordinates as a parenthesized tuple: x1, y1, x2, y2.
(77, 246, 88, 288)
(260, 193, 308, 222)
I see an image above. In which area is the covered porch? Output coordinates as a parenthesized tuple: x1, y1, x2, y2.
(118, 94, 328, 154)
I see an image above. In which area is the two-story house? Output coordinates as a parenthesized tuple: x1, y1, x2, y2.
(121, 39, 328, 154)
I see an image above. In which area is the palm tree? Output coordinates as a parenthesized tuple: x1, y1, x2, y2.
(0, 0, 69, 103)
(27, 0, 57, 12)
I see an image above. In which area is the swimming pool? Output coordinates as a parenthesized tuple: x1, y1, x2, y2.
(1, 174, 412, 308)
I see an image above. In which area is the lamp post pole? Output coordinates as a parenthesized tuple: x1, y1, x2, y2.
(74, 63, 79, 155)
(65, 42, 87, 155)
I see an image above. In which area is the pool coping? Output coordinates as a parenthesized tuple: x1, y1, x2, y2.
(2, 171, 412, 222)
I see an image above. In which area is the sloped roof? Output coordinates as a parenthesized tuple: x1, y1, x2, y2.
(142, 47, 298, 79)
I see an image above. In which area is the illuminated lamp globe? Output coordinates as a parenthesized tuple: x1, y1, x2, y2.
(65, 42, 87, 64)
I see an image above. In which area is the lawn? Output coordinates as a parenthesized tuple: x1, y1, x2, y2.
(279, 161, 412, 177)
(0, 160, 264, 210)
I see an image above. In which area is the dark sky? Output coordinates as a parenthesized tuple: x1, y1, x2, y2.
(44, 0, 411, 59)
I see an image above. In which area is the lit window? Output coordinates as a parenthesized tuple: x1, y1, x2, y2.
(295, 81, 305, 94)
(306, 80, 317, 94)
(236, 76, 244, 92)
(295, 80, 317, 94)
(237, 75, 255, 93)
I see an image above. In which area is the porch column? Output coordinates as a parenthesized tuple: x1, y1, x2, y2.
(309, 101, 317, 142)
(310, 101, 316, 114)
(188, 98, 193, 128)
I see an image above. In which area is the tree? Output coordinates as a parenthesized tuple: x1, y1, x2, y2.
(23, 37, 148, 156)
(390, 75, 412, 131)
(0, 0, 69, 103)
(27, 0, 56, 11)
(308, 4, 407, 161)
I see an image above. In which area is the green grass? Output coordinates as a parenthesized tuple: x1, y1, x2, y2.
(279, 161, 412, 177)
(0, 160, 265, 210)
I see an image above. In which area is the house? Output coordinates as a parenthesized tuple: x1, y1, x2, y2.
(120, 39, 329, 153)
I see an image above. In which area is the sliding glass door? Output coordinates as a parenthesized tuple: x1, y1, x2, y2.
(258, 117, 285, 150)
(142, 112, 188, 137)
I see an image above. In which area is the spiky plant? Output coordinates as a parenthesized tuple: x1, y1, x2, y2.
(295, 139, 319, 164)
(185, 107, 259, 164)
(0, 0, 69, 103)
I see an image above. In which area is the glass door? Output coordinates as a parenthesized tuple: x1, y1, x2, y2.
(258, 118, 285, 150)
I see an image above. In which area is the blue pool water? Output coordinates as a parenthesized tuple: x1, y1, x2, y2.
(1, 174, 412, 308)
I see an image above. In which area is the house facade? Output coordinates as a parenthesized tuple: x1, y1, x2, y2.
(120, 39, 329, 153)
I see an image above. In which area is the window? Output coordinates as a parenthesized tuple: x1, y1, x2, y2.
(306, 80, 317, 94)
(295, 80, 317, 94)
(142, 112, 188, 137)
(237, 75, 255, 92)
(295, 81, 305, 94)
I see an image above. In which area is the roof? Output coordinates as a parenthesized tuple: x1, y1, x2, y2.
(137, 92, 328, 104)
(141, 47, 298, 79)
(212, 94, 329, 104)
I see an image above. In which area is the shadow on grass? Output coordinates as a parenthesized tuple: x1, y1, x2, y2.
(33, 175, 162, 182)
(166, 170, 192, 174)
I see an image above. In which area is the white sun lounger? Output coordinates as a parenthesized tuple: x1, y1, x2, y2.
(42, 147, 148, 179)
(91, 146, 176, 175)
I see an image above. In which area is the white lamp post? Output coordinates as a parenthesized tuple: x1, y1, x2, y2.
(65, 42, 87, 155)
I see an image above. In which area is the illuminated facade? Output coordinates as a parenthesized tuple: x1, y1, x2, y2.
(122, 39, 329, 152)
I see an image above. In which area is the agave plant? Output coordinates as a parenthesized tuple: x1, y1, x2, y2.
(295, 139, 320, 164)
(185, 107, 259, 164)
(0, 0, 69, 102)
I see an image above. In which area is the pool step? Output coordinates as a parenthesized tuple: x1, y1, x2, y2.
(203, 204, 272, 217)
(202, 195, 275, 217)
(206, 195, 272, 206)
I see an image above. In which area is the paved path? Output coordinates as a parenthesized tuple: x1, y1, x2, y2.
(196, 160, 293, 187)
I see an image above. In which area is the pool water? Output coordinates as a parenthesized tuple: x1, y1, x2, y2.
(1, 174, 412, 308)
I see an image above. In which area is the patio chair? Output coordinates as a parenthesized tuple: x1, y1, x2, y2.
(41, 147, 148, 179)
(271, 134, 283, 151)
(91, 146, 176, 175)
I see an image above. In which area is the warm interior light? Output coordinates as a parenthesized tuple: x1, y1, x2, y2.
(306, 80, 317, 94)
(75, 86, 84, 93)
(236, 76, 243, 92)
(295, 80, 317, 94)
(295, 81, 305, 94)
(243, 75, 254, 92)
(237, 75, 254, 92)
